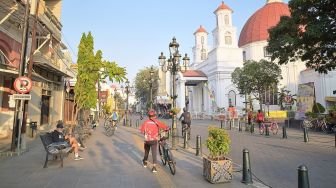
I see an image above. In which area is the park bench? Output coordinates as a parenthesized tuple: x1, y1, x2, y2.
(40, 132, 72, 168)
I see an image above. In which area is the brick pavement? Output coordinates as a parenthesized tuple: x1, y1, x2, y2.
(165, 118, 336, 188)
(0, 117, 263, 188)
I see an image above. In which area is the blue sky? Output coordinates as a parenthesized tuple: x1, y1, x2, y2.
(61, 0, 289, 83)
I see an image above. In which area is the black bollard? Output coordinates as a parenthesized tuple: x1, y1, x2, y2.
(298, 165, 310, 188)
(303, 127, 309, 142)
(196, 135, 201, 156)
(123, 119, 126, 126)
(241, 149, 253, 184)
(283, 125, 287, 139)
(184, 130, 188, 149)
(221, 120, 223, 129)
(239, 122, 242, 132)
(229, 120, 232, 130)
(265, 124, 270, 136)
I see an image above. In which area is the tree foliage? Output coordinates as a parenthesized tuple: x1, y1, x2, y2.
(267, 0, 336, 73)
(231, 60, 282, 109)
(74, 32, 126, 120)
(134, 67, 159, 107)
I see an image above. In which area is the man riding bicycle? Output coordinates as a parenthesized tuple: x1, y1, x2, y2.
(110, 110, 119, 127)
(179, 107, 191, 138)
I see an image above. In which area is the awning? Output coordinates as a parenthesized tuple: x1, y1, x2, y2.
(182, 70, 207, 86)
(155, 96, 172, 104)
(325, 96, 336, 102)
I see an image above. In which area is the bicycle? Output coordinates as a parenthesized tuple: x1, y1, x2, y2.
(301, 117, 327, 133)
(158, 129, 176, 175)
(181, 123, 191, 140)
(259, 122, 279, 135)
(104, 118, 117, 137)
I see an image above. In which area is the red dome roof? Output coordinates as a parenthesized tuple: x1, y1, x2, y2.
(214, 1, 232, 13)
(238, 2, 290, 47)
(194, 25, 208, 35)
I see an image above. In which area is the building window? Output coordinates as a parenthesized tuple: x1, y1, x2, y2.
(262, 85, 278, 105)
(225, 36, 232, 45)
(201, 36, 204, 44)
(264, 47, 272, 57)
(0, 51, 5, 64)
(201, 48, 207, 60)
(224, 15, 229, 25)
(243, 51, 246, 61)
(228, 90, 236, 107)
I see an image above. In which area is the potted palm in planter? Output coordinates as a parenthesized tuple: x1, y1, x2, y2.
(203, 127, 232, 183)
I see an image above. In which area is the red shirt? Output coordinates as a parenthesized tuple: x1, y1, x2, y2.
(257, 112, 264, 121)
(140, 118, 168, 141)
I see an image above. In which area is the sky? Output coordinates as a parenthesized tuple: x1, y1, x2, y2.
(61, 0, 289, 83)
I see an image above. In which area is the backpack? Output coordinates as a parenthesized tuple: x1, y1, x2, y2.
(112, 112, 118, 121)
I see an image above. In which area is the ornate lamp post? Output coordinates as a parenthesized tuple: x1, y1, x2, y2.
(125, 79, 130, 126)
(149, 66, 155, 109)
(158, 37, 190, 149)
(114, 87, 118, 111)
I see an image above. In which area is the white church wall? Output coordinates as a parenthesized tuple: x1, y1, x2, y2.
(300, 70, 336, 109)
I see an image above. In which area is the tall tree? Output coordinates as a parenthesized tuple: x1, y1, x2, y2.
(267, 0, 336, 73)
(74, 32, 126, 121)
(134, 67, 159, 108)
(231, 60, 282, 110)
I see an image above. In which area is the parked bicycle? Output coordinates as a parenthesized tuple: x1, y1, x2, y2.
(158, 129, 176, 175)
(301, 117, 327, 133)
(259, 122, 279, 135)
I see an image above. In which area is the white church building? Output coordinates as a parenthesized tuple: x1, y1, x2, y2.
(158, 0, 336, 117)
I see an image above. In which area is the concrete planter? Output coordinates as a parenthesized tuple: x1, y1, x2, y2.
(203, 157, 233, 183)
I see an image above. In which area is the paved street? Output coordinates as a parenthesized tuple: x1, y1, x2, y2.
(1, 116, 335, 188)
(0, 118, 262, 188)
(158, 118, 336, 188)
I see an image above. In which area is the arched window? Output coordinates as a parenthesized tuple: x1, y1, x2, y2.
(228, 90, 236, 107)
(224, 15, 229, 25)
(201, 48, 207, 60)
(201, 36, 204, 44)
(225, 32, 232, 45)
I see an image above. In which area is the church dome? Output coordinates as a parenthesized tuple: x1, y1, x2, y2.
(238, 1, 290, 47)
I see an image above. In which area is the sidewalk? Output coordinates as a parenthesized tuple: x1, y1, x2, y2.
(0, 119, 262, 188)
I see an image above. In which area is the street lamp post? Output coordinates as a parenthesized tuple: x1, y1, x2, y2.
(149, 66, 155, 109)
(158, 37, 190, 149)
(114, 88, 118, 111)
(125, 79, 130, 126)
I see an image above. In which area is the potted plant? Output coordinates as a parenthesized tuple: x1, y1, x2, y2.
(203, 126, 232, 183)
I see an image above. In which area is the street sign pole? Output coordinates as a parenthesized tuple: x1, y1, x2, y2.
(11, 2, 30, 151)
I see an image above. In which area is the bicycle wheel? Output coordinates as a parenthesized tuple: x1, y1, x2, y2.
(259, 124, 264, 135)
(320, 121, 327, 133)
(166, 149, 176, 175)
(271, 123, 279, 135)
(158, 143, 166, 165)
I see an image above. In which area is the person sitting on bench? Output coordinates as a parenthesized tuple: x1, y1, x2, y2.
(51, 122, 84, 161)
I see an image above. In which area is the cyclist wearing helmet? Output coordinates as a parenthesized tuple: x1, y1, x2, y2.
(140, 109, 168, 173)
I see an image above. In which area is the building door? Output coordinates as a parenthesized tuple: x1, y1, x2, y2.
(40, 95, 50, 125)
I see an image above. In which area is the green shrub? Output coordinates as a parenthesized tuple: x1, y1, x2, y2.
(312, 103, 325, 114)
(206, 127, 231, 160)
(305, 112, 318, 119)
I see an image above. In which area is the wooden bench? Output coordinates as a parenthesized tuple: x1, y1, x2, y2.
(40, 133, 72, 168)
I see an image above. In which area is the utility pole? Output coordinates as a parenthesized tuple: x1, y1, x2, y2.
(11, 1, 30, 151)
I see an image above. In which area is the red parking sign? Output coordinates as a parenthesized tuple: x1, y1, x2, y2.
(14, 76, 32, 94)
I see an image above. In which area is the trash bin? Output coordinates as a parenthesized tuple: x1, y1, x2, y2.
(29, 121, 38, 138)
